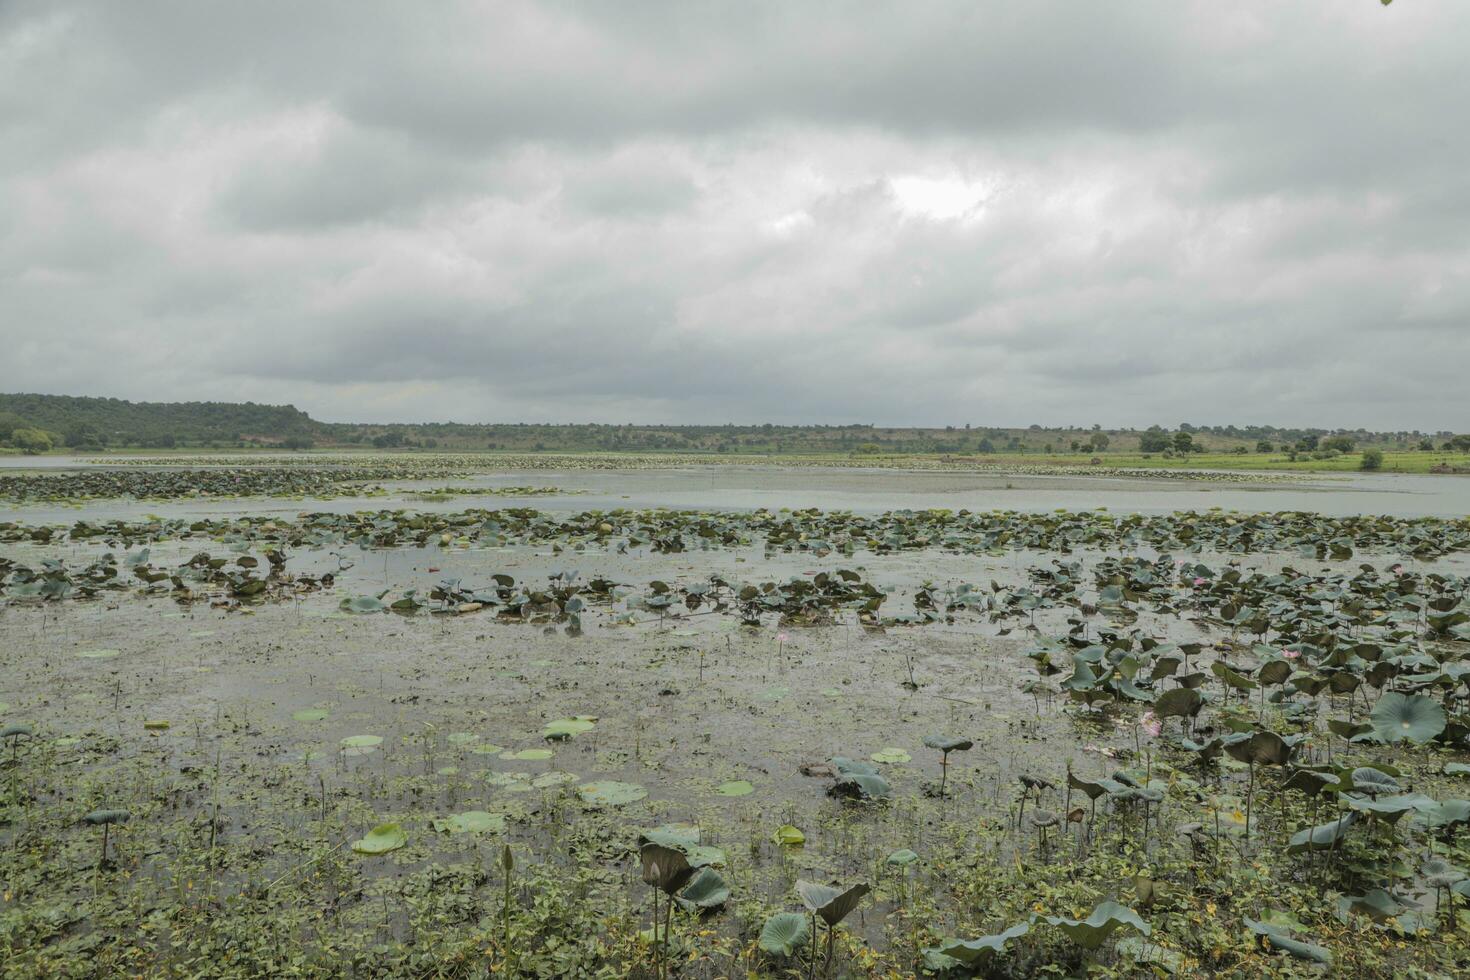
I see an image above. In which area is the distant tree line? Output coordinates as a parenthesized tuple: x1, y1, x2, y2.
(2, 392, 1468, 457)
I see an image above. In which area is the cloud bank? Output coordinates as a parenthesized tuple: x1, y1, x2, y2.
(2, 1, 1466, 427)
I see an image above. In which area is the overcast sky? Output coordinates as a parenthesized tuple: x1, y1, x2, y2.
(2, 1, 1466, 428)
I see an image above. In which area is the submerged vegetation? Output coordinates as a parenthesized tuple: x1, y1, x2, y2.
(3, 462, 1470, 976)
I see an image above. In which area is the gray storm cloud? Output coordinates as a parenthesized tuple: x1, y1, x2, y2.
(1, 0, 1466, 427)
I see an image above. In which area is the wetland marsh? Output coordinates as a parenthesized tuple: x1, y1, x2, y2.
(3, 456, 1470, 977)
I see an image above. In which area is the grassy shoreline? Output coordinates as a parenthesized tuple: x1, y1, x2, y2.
(18, 446, 1470, 475)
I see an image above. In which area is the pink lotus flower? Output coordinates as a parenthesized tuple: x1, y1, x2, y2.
(1193, 577, 1207, 586)
(1283, 648, 1300, 660)
(1140, 711, 1162, 738)
(776, 632, 790, 644)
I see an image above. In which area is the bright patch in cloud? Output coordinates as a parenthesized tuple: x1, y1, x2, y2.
(889, 175, 990, 221)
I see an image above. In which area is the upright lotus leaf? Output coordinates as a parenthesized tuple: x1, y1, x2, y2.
(351, 822, 408, 855)
(922, 736, 973, 753)
(640, 842, 694, 894)
(1370, 692, 1445, 744)
(339, 595, 387, 614)
(1243, 917, 1332, 965)
(1348, 766, 1400, 796)
(639, 824, 724, 868)
(1281, 768, 1339, 797)
(1422, 857, 1467, 889)
(795, 879, 871, 926)
(886, 848, 920, 867)
(83, 808, 131, 826)
(1344, 792, 1432, 821)
(1041, 901, 1150, 949)
(1211, 661, 1257, 692)
(1224, 731, 1294, 767)
(675, 867, 730, 911)
(1418, 799, 1470, 830)
(1287, 811, 1360, 853)
(1153, 687, 1203, 720)
(936, 921, 1031, 965)
(758, 912, 811, 956)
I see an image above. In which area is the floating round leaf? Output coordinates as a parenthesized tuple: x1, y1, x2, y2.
(543, 716, 596, 740)
(351, 822, 407, 855)
(292, 708, 329, 722)
(772, 824, 805, 846)
(577, 780, 647, 806)
(431, 811, 505, 834)
(716, 780, 754, 797)
(870, 747, 911, 764)
(340, 734, 383, 756)
(531, 770, 579, 789)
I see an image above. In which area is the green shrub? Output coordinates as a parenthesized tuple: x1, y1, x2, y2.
(1361, 448, 1384, 471)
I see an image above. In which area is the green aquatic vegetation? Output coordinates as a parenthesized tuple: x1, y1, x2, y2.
(796, 879, 870, 975)
(351, 822, 408, 855)
(577, 780, 647, 806)
(640, 842, 695, 980)
(1370, 691, 1446, 744)
(83, 808, 130, 866)
(922, 735, 972, 797)
(758, 911, 811, 957)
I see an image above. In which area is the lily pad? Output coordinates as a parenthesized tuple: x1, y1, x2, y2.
(871, 747, 912, 764)
(503, 748, 554, 761)
(431, 811, 505, 834)
(76, 649, 120, 659)
(716, 780, 754, 797)
(543, 716, 597, 740)
(351, 822, 407, 855)
(340, 734, 383, 756)
(772, 824, 806, 846)
(577, 780, 647, 806)
(292, 708, 329, 722)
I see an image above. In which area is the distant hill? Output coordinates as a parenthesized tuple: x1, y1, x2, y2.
(0, 393, 318, 450)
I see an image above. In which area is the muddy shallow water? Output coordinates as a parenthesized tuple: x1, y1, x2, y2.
(4, 464, 1470, 976)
